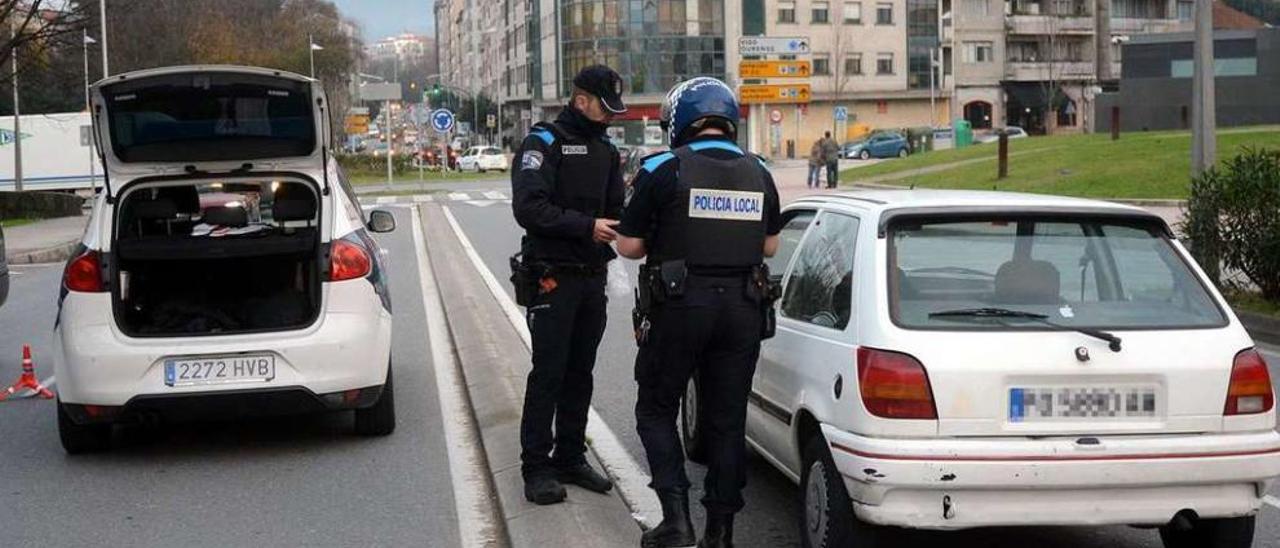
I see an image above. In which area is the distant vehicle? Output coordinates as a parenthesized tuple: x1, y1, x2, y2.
(843, 132, 909, 160)
(0, 112, 99, 192)
(682, 189, 1280, 548)
(978, 126, 1030, 144)
(621, 145, 667, 185)
(0, 225, 8, 308)
(55, 65, 397, 454)
(457, 146, 507, 173)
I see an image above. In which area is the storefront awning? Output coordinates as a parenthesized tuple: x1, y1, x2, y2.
(1003, 83, 1068, 110)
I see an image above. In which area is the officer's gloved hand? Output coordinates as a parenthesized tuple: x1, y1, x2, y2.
(593, 218, 620, 243)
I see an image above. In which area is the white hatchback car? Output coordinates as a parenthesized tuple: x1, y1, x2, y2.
(682, 190, 1278, 547)
(457, 146, 507, 173)
(53, 66, 397, 453)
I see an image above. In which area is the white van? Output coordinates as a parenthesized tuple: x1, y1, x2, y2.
(683, 190, 1279, 548)
(53, 66, 397, 453)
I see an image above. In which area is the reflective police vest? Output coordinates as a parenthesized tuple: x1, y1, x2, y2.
(529, 121, 615, 219)
(648, 145, 768, 268)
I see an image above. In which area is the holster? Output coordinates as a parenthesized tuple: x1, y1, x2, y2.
(749, 264, 783, 340)
(658, 260, 688, 300)
(508, 252, 541, 307)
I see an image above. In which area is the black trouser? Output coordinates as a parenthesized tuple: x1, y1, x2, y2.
(520, 271, 608, 478)
(826, 161, 839, 188)
(635, 275, 762, 516)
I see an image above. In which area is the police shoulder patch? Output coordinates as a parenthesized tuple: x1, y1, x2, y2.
(521, 150, 544, 170)
(688, 189, 765, 222)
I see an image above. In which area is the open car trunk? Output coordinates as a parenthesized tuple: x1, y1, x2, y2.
(112, 178, 322, 337)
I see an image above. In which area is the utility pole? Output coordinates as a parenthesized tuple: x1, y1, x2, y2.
(11, 30, 22, 192)
(1190, 0, 1216, 175)
(84, 30, 97, 192)
(99, 0, 108, 78)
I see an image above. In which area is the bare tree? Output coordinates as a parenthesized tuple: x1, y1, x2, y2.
(0, 1, 91, 86)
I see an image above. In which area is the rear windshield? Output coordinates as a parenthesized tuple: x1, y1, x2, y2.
(888, 215, 1226, 330)
(105, 73, 315, 163)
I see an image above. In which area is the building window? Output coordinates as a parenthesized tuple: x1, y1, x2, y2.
(877, 53, 894, 74)
(813, 1, 831, 23)
(962, 0, 989, 16)
(846, 53, 863, 75)
(876, 2, 894, 24)
(964, 41, 994, 63)
(779, 1, 797, 22)
(1177, 0, 1194, 20)
(814, 54, 832, 75)
(844, 2, 863, 23)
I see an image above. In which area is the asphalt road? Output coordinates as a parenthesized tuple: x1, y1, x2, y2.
(0, 208, 462, 546)
(445, 186, 1280, 548)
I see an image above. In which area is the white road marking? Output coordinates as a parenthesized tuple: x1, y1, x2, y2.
(411, 206, 504, 548)
(482, 190, 506, 200)
(376, 196, 397, 205)
(440, 206, 662, 529)
(412, 194, 435, 203)
(448, 192, 471, 202)
(463, 200, 497, 208)
(1264, 495, 1280, 511)
(361, 204, 375, 211)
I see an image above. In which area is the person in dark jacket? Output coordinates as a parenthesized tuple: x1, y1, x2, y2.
(510, 65, 626, 505)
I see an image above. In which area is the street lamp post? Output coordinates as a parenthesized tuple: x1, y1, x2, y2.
(309, 35, 324, 79)
(1191, 0, 1216, 175)
(99, 0, 108, 78)
(11, 24, 22, 192)
(84, 30, 98, 192)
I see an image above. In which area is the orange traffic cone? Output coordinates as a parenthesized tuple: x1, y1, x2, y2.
(0, 345, 55, 401)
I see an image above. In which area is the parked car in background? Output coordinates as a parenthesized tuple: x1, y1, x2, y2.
(0, 225, 8, 308)
(682, 189, 1279, 548)
(843, 132, 910, 160)
(621, 145, 668, 185)
(978, 126, 1030, 144)
(55, 65, 398, 454)
(457, 146, 508, 173)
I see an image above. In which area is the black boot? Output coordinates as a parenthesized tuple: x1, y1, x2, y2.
(523, 473, 567, 505)
(556, 462, 614, 493)
(698, 513, 734, 548)
(641, 490, 696, 548)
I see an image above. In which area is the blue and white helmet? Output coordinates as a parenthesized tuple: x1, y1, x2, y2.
(660, 77, 739, 147)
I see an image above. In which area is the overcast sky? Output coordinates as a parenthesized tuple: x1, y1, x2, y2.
(331, 0, 434, 41)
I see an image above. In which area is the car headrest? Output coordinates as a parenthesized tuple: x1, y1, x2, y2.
(202, 206, 249, 227)
(273, 183, 316, 222)
(155, 185, 200, 214)
(131, 198, 179, 220)
(994, 259, 1061, 305)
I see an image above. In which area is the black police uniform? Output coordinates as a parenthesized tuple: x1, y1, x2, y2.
(618, 135, 782, 517)
(511, 105, 624, 481)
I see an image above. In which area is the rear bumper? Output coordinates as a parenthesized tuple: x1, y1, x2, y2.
(823, 424, 1280, 529)
(61, 384, 385, 425)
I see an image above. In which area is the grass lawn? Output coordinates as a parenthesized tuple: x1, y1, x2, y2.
(841, 126, 1280, 200)
(348, 169, 505, 186)
(0, 218, 37, 229)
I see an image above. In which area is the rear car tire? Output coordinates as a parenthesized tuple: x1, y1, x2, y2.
(1158, 515, 1254, 548)
(897, 148, 908, 158)
(680, 374, 708, 465)
(58, 400, 112, 454)
(800, 434, 880, 548)
(354, 365, 396, 436)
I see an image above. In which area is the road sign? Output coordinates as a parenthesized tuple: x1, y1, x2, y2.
(769, 109, 783, 124)
(739, 84, 812, 105)
(738, 37, 811, 56)
(430, 109, 456, 133)
(345, 114, 370, 135)
(739, 60, 812, 78)
(360, 82, 402, 102)
(834, 106, 849, 122)
(486, 114, 496, 128)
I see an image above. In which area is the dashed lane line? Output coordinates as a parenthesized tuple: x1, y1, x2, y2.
(439, 205, 663, 529)
(448, 192, 470, 202)
(375, 196, 396, 205)
(412, 194, 435, 203)
(482, 190, 507, 200)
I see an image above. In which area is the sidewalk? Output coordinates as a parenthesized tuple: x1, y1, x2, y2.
(3, 214, 88, 264)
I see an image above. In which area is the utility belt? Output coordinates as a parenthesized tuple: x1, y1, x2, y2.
(508, 252, 605, 307)
(632, 260, 783, 345)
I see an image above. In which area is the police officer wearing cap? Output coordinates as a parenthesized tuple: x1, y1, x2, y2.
(510, 65, 627, 505)
(617, 78, 783, 548)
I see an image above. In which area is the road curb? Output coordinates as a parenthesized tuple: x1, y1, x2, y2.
(420, 204, 639, 548)
(1238, 310, 1280, 346)
(5, 240, 79, 265)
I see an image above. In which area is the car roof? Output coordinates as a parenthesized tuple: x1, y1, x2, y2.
(789, 189, 1148, 214)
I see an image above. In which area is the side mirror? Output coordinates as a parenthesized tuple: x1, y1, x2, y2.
(367, 210, 397, 233)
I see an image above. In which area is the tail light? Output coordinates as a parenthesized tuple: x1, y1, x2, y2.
(63, 250, 106, 293)
(329, 239, 372, 282)
(1224, 349, 1274, 416)
(857, 347, 937, 419)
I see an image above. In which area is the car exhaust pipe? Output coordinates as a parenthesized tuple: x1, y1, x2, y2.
(1168, 509, 1198, 532)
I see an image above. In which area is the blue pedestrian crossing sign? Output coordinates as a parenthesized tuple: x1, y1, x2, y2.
(430, 109, 456, 133)
(834, 106, 849, 122)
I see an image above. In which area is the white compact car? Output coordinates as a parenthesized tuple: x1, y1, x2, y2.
(53, 66, 397, 453)
(682, 190, 1279, 547)
(457, 146, 507, 172)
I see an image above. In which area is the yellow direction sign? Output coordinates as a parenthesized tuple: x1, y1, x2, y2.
(739, 60, 812, 78)
(739, 84, 812, 105)
(345, 114, 370, 135)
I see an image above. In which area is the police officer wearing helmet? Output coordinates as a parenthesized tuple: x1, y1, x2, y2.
(617, 78, 783, 548)
(510, 65, 626, 505)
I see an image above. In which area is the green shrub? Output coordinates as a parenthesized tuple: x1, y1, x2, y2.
(335, 153, 416, 175)
(1183, 147, 1280, 301)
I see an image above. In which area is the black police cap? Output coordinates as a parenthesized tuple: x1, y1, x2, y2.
(573, 65, 627, 114)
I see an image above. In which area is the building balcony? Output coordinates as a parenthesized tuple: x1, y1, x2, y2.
(1109, 17, 1188, 34)
(1006, 14, 1097, 35)
(1005, 61, 1096, 81)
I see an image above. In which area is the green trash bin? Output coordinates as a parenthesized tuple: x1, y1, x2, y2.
(953, 119, 973, 148)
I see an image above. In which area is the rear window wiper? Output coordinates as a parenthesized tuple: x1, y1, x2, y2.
(928, 307, 1122, 352)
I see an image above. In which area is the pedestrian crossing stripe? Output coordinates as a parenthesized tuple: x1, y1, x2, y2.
(483, 190, 507, 200)
(413, 194, 435, 203)
(448, 192, 470, 201)
(376, 196, 396, 204)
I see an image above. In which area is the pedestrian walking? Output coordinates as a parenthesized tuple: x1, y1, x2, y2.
(616, 77, 784, 548)
(807, 138, 823, 189)
(509, 65, 626, 505)
(821, 131, 841, 189)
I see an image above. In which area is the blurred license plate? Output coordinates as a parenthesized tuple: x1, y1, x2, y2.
(164, 355, 275, 387)
(1009, 386, 1157, 422)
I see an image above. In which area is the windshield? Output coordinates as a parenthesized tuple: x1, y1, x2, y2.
(105, 73, 315, 163)
(888, 215, 1226, 330)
